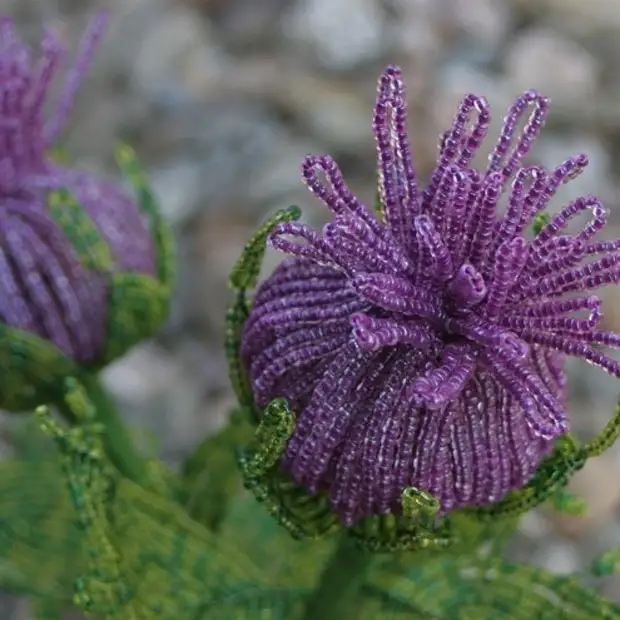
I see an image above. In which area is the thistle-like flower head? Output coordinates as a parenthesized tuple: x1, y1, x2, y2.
(240, 65, 620, 526)
(0, 14, 174, 408)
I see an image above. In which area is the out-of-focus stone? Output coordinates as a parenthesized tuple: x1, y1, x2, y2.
(245, 136, 323, 206)
(185, 216, 257, 334)
(143, 102, 290, 219)
(523, 0, 620, 35)
(201, 0, 293, 49)
(149, 159, 206, 227)
(386, 0, 444, 60)
(547, 452, 620, 537)
(432, 63, 512, 171)
(504, 28, 599, 115)
(282, 0, 386, 70)
(533, 541, 581, 575)
(280, 76, 372, 151)
(101, 341, 211, 462)
(518, 508, 554, 540)
(131, 5, 225, 100)
(446, 0, 512, 54)
(532, 135, 611, 207)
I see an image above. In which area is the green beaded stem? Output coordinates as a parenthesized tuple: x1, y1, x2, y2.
(302, 535, 373, 620)
(57, 373, 151, 490)
(115, 143, 177, 291)
(466, 435, 587, 521)
(583, 400, 620, 458)
(225, 293, 253, 411)
(228, 206, 301, 292)
(226, 205, 301, 412)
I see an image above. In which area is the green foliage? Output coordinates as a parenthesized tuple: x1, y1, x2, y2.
(0, 324, 80, 412)
(34, 380, 295, 619)
(0, 440, 84, 616)
(181, 407, 254, 530)
(592, 548, 620, 577)
(363, 551, 620, 619)
(0, 378, 619, 619)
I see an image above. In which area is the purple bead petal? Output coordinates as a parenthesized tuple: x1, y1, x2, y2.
(240, 65, 620, 524)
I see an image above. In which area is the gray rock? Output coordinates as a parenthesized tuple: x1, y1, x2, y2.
(130, 4, 226, 102)
(504, 28, 600, 116)
(282, 0, 386, 70)
(100, 341, 214, 463)
(532, 135, 611, 208)
(527, 0, 620, 35)
(533, 542, 581, 575)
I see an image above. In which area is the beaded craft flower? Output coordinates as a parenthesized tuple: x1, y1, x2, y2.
(240, 65, 620, 526)
(0, 14, 174, 409)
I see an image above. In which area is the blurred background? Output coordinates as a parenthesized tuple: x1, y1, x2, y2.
(4, 0, 620, 615)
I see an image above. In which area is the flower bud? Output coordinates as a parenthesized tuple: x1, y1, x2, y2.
(0, 15, 175, 410)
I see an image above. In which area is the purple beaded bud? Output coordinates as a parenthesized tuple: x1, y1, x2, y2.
(0, 14, 156, 365)
(241, 65, 620, 526)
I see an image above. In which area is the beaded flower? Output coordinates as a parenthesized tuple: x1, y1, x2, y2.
(240, 65, 620, 526)
(0, 14, 174, 409)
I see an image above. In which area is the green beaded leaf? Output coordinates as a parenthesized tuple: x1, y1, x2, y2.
(584, 400, 620, 458)
(226, 206, 302, 411)
(0, 423, 86, 617)
(102, 272, 170, 364)
(362, 549, 620, 619)
(229, 206, 301, 293)
(0, 324, 79, 412)
(181, 407, 254, 531)
(36, 381, 306, 620)
(48, 187, 115, 272)
(218, 483, 336, 591)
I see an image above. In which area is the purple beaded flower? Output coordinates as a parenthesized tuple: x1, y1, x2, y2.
(0, 14, 159, 367)
(240, 65, 620, 526)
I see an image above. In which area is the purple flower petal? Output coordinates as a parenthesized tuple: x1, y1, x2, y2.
(241, 64, 620, 523)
